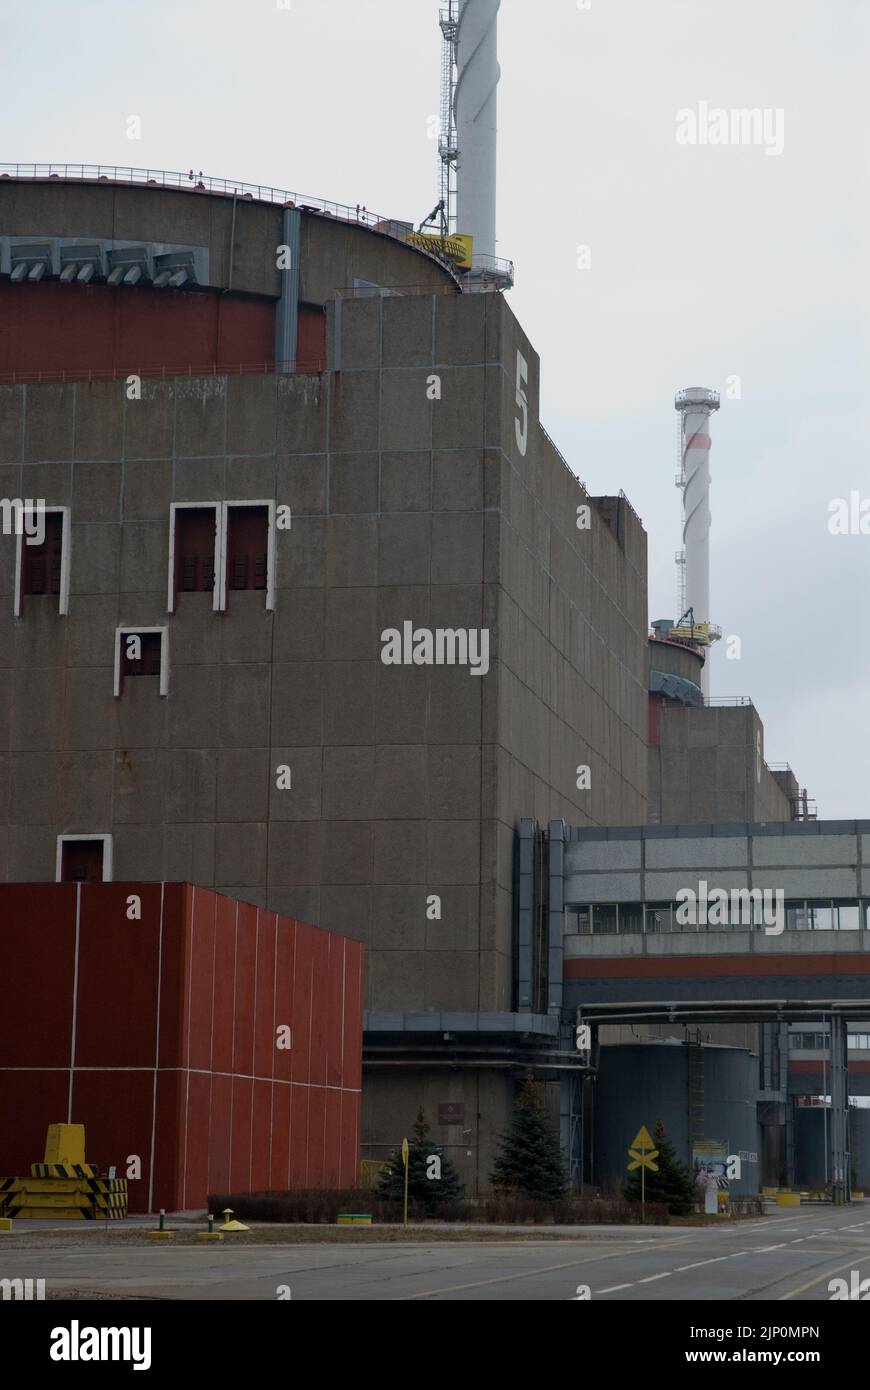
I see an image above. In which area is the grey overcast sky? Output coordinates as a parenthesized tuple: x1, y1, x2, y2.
(4, 0, 869, 817)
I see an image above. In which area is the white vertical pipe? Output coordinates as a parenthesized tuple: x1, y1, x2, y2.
(455, 0, 500, 265)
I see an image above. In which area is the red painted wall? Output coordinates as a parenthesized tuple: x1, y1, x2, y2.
(790, 1059, 870, 1073)
(648, 693, 663, 746)
(0, 883, 363, 1212)
(0, 281, 275, 378)
(297, 304, 326, 372)
(0, 284, 327, 381)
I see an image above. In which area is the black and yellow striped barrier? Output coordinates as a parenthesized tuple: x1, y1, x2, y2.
(0, 1170, 128, 1221)
(31, 1163, 99, 1179)
(0, 1124, 128, 1221)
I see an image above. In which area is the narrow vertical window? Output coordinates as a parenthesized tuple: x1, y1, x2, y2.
(23, 511, 63, 594)
(173, 506, 217, 599)
(16, 507, 70, 615)
(226, 505, 269, 592)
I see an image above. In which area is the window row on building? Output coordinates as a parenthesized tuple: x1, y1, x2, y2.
(565, 900, 870, 935)
(13, 501, 276, 615)
(790, 1031, 870, 1052)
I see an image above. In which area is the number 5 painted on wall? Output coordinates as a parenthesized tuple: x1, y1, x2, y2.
(515, 349, 528, 457)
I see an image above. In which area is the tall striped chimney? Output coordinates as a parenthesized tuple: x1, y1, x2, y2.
(675, 387, 720, 696)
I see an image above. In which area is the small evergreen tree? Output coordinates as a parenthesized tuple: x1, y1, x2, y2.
(624, 1119, 696, 1216)
(490, 1079, 568, 1201)
(377, 1109, 464, 1211)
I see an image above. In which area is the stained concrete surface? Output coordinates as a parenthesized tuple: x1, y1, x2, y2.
(2, 1205, 869, 1301)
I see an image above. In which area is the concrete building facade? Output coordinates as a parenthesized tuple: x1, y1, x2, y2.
(0, 172, 648, 1188)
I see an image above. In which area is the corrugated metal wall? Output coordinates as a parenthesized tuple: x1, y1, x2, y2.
(0, 882, 363, 1211)
(0, 281, 274, 376)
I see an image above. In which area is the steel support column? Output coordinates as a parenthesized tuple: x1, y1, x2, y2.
(274, 207, 300, 374)
(547, 819, 566, 1017)
(829, 1014, 850, 1203)
(515, 818, 536, 1011)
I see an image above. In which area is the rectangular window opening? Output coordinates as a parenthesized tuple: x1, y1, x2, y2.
(57, 836, 111, 883)
(115, 628, 168, 697)
(122, 631, 162, 677)
(173, 506, 217, 601)
(17, 508, 70, 615)
(226, 504, 269, 593)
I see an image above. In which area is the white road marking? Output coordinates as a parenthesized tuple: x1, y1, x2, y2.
(593, 1217, 870, 1301)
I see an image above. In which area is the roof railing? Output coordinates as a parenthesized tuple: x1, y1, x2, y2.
(0, 163, 513, 287)
(539, 424, 588, 492)
(618, 488, 643, 526)
(0, 162, 398, 225)
(333, 283, 460, 299)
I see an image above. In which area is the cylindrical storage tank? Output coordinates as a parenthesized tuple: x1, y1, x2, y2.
(793, 1108, 829, 1189)
(851, 1109, 870, 1191)
(593, 1042, 760, 1196)
(794, 1107, 870, 1191)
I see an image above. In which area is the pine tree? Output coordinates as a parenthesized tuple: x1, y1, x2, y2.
(490, 1080, 568, 1201)
(377, 1109, 464, 1211)
(624, 1119, 696, 1216)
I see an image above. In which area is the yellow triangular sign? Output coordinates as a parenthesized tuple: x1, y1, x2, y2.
(630, 1125, 655, 1151)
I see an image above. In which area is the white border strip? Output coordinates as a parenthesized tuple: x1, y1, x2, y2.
(67, 883, 81, 1122)
(147, 882, 165, 1214)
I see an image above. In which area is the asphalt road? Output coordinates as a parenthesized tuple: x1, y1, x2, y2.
(4, 1205, 870, 1300)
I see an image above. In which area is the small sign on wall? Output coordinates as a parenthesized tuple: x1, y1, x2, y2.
(438, 1103, 465, 1126)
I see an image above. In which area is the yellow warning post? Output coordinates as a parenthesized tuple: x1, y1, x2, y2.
(627, 1124, 659, 1223)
